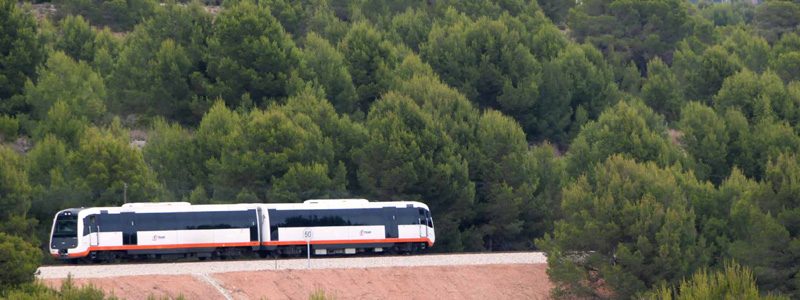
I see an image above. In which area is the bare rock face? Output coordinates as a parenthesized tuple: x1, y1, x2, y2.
(13, 136, 31, 154)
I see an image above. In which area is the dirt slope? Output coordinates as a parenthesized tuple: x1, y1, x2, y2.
(44, 264, 551, 300)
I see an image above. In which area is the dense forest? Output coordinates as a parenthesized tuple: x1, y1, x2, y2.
(1, 0, 800, 298)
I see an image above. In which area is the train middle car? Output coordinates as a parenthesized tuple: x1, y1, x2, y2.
(49, 199, 435, 261)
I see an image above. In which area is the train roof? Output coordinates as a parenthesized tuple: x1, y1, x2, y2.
(63, 199, 431, 214)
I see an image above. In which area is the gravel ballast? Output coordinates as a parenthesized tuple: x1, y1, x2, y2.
(37, 252, 547, 279)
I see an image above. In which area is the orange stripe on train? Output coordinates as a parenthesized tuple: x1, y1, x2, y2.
(54, 238, 433, 258)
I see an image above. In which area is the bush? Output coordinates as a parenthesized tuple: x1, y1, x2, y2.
(309, 288, 335, 300)
(648, 262, 788, 300)
(0, 232, 42, 291)
(3, 276, 117, 300)
(0, 114, 19, 141)
(58, 0, 156, 31)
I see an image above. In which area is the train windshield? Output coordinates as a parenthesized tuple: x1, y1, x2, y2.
(53, 215, 78, 238)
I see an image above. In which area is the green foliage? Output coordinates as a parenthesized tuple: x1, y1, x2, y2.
(308, 288, 335, 300)
(304, 1, 350, 44)
(187, 101, 241, 199)
(648, 262, 787, 300)
(531, 25, 568, 61)
(437, 0, 540, 20)
(25, 51, 106, 123)
(642, 57, 684, 122)
(389, 8, 431, 52)
(523, 142, 566, 244)
(114, 37, 194, 120)
(353, 92, 474, 251)
(213, 105, 336, 200)
(737, 153, 800, 297)
(54, 15, 97, 62)
(0, 232, 41, 291)
(300, 32, 358, 114)
(566, 100, 687, 177)
(388, 54, 479, 155)
(0, 114, 19, 141)
(90, 28, 121, 78)
(3, 2, 800, 297)
(25, 135, 69, 189)
(720, 28, 770, 73)
(713, 69, 790, 122)
(25, 134, 84, 238)
(422, 16, 541, 129)
(678, 45, 742, 103)
(539, 155, 708, 299)
(206, 0, 301, 107)
(34, 101, 89, 148)
(268, 162, 347, 203)
(568, 0, 694, 69)
(545, 44, 619, 142)
(108, 2, 212, 123)
(192, 93, 350, 202)
(700, 2, 754, 27)
(698, 169, 754, 265)
(679, 102, 729, 183)
(754, 0, 800, 43)
(69, 124, 162, 206)
(771, 51, 800, 83)
(4, 276, 118, 299)
(143, 118, 200, 200)
(0, 146, 36, 239)
(281, 88, 368, 188)
(340, 22, 398, 113)
(737, 118, 800, 179)
(727, 196, 798, 297)
(258, 0, 309, 37)
(762, 153, 800, 219)
(773, 32, 800, 55)
(471, 110, 546, 250)
(0, 0, 45, 114)
(537, 0, 575, 24)
(58, 0, 157, 31)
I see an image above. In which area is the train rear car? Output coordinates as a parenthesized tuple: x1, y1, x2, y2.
(262, 199, 435, 255)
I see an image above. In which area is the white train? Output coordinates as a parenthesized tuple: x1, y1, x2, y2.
(49, 199, 435, 261)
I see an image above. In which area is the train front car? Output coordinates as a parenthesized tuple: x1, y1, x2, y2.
(50, 203, 264, 261)
(49, 209, 85, 259)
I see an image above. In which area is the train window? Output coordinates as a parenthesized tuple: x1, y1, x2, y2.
(396, 208, 418, 225)
(426, 210, 433, 227)
(53, 215, 78, 238)
(132, 210, 257, 231)
(270, 209, 388, 228)
(97, 214, 123, 232)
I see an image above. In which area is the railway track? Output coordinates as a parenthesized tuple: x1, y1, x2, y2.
(37, 251, 547, 279)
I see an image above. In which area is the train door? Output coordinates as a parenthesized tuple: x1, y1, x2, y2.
(121, 212, 137, 245)
(418, 208, 426, 238)
(88, 215, 98, 246)
(383, 207, 398, 238)
(256, 207, 264, 244)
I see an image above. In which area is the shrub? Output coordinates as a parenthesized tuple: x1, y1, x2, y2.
(0, 114, 19, 141)
(0, 232, 42, 291)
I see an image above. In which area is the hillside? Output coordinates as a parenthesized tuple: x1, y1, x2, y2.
(2, 0, 800, 298)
